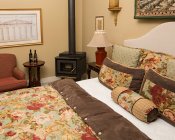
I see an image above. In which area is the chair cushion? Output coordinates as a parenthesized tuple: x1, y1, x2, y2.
(0, 77, 27, 92)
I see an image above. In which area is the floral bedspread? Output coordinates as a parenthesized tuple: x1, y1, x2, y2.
(0, 86, 98, 140)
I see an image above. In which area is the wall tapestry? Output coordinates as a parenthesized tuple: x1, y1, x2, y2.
(135, 0, 175, 18)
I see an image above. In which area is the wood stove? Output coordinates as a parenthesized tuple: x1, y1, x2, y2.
(55, 52, 86, 80)
(55, 0, 86, 80)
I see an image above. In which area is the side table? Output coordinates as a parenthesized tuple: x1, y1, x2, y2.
(23, 60, 45, 87)
(87, 62, 101, 79)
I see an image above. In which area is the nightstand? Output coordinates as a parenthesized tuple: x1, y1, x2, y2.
(87, 62, 101, 79)
(23, 60, 45, 87)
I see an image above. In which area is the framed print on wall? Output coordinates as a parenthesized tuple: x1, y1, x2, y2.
(135, 0, 175, 19)
(0, 9, 43, 48)
(95, 16, 104, 31)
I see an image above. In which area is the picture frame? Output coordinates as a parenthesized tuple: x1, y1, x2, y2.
(135, 0, 175, 19)
(95, 16, 104, 31)
(0, 9, 43, 48)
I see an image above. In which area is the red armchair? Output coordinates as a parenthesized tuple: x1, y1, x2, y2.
(0, 54, 27, 92)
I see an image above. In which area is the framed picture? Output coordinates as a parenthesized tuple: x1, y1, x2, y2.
(135, 0, 175, 19)
(95, 16, 104, 31)
(0, 9, 43, 48)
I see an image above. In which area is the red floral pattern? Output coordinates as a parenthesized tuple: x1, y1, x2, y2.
(0, 86, 98, 139)
(112, 88, 157, 122)
(99, 65, 132, 89)
(81, 127, 98, 140)
(150, 85, 163, 95)
(27, 102, 45, 110)
(33, 135, 41, 140)
(138, 49, 172, 75)
(141, 79, 175, 123)
(5, 131, 16, 137)
(163, 109, 175, 122)
(150, 85, 166, 107)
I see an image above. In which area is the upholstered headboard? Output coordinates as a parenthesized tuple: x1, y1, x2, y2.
(124, 22, 175, 56)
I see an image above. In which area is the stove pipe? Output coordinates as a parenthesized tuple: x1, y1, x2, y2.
(68, 0, 76, 54)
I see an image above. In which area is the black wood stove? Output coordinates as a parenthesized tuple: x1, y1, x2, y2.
(55, 0, 86, 80)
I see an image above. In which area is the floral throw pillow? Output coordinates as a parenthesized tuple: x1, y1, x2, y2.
(140, 69, 175, 126)
(99, 57, 145, 92)
(137, 49, 172, 76)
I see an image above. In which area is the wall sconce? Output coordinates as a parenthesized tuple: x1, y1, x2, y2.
(108, 0, 121, 26)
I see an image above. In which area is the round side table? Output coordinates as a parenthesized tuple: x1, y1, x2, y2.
(23, 60, 45, 87)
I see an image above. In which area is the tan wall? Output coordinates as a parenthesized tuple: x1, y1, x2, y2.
(0, 0, 174, 79)
(82, 0, 173, 63)
(0, 0, 83, 79)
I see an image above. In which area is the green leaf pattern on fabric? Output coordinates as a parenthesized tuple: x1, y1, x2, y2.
(141, 79, 175, 123)
(118, 90, 143, 112)
(99, 65, 133, 89)
(0, 86, 98, 140)
(138, 50, 172, 76)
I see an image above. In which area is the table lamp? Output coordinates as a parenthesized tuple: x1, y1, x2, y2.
(87, 30, 112, 66)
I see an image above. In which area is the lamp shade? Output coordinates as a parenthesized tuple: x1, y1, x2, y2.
(87, 30, 112, 48)
(87, 30, 112, 66)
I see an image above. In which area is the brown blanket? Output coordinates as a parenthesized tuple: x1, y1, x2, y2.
(51, 79, 151, 140)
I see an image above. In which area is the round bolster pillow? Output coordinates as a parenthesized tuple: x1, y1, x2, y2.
(111, 87, 158, 123)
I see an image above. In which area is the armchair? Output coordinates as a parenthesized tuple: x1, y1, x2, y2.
(0, 54, 27, 92)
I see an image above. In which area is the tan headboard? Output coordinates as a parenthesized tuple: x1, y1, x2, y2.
(124, 22, 175, 57)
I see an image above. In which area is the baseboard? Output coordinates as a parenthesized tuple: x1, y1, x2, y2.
(40, 76, 60, 85)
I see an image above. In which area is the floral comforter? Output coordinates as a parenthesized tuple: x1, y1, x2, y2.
(0, 86, 97, 140)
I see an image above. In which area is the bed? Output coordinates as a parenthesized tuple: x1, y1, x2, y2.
(77, 22, 175, 140)
(77, 78, 174, 140)
(0, 22, 175, 140)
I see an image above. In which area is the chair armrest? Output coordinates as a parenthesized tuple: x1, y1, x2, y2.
(13, 67, 25, 80)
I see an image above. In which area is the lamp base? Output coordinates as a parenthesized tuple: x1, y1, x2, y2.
(95, 47, 107, 66)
